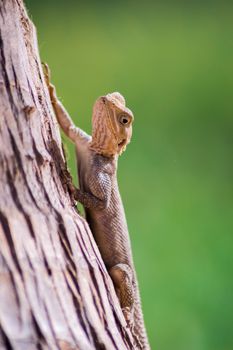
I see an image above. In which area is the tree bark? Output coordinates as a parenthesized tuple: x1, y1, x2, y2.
(0, 1, 135, 349)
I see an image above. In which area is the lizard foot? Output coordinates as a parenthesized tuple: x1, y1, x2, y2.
(122, 306, 133, 328)
(42, 62, 57, 104)
(42, 62, 51, 87)
(109, 263, 135, 325)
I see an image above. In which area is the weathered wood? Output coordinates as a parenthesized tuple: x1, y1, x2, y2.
(0, 1, 135, 349)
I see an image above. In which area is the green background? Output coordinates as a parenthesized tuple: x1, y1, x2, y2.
(25, 1, 233, 349)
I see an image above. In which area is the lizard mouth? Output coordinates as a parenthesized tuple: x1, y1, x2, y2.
(118, 139, 126, 148)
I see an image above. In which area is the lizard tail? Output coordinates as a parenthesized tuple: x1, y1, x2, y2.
(133, 280, 151, 350)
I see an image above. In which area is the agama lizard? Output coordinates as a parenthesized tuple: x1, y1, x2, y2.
(43, 64, 150, 350)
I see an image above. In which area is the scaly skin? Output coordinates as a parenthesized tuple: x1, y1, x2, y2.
(43, 64, 150, 350)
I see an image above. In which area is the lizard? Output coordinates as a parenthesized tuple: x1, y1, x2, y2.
(43, 64, 150, 350)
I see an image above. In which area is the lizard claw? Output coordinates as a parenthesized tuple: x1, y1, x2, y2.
(42, 62, 51, 87)
(42, 62, 56, 104)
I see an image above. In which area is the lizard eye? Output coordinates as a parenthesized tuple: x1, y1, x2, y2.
(119, 114, 131, 126)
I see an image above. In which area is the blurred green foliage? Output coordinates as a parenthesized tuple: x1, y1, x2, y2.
(25, 1, 233, 349)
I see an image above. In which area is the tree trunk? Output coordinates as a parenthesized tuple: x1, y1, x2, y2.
(0, 1, 135, 349)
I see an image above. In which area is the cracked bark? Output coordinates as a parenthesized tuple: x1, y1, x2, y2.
(0, 1, 135, 349)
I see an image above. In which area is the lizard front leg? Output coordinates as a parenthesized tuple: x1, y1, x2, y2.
(74, 188, 109, 210)
(43, 63, 90, 143)
(75, 170, 112, 210)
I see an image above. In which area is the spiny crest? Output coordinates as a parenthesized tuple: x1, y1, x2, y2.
(106, 92, 126, 107)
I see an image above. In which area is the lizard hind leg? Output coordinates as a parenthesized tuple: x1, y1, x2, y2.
(109, 263, 135, 328)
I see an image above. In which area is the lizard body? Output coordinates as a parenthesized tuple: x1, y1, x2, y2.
(44, 64, 150, 350)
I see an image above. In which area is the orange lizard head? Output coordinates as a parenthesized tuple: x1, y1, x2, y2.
(89, 92, 134, 157)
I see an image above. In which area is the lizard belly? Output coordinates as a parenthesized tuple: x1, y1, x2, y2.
(86, 190, 133, 269)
